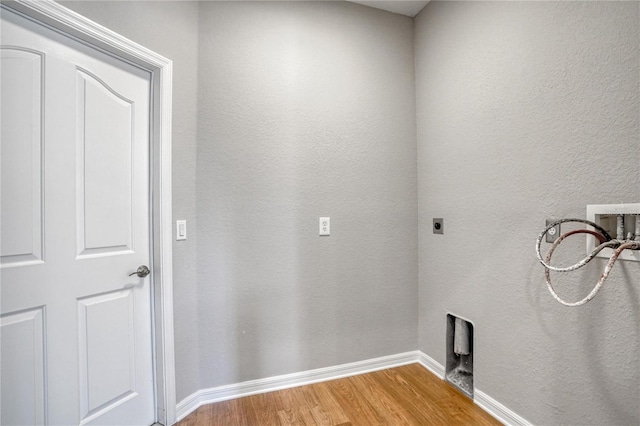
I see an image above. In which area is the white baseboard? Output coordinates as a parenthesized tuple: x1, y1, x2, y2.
(176, 350, 421, 421)
(416, 352, 531, 426)
(175, 350, 530, 426)
(475, 389, 533, 426)
(416, 351, 445, 379)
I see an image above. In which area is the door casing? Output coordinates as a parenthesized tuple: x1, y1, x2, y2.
(1, 0, 177, 423)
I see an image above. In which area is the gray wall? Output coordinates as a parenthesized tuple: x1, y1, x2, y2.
(415, 2, 640, 425)
(195, 1, 418, 389)
(60, 1, 201, 401)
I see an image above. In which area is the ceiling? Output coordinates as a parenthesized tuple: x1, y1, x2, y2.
(347, 1, 430, 17)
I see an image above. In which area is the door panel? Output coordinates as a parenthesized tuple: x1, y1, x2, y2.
(0, 48, 44, 266)
(0, 307, 46, 425)
(76, 68, 134, 257)
(77, 289, 136, 422)
(1, 7, 154, 425)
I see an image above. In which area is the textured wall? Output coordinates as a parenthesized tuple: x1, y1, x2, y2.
(60, 1, 201, 401)
(50, 3, 637, 423)
(195, 1, 418, 389)
(415, 2, 640, 424)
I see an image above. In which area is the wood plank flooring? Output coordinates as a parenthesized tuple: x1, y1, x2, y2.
(177, 363, 501, 425)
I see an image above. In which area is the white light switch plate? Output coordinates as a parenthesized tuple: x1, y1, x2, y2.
(176, 220, 187, 241)
(319, 217, 330, 236)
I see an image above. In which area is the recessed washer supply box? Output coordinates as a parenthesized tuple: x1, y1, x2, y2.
(586, 203, 640, 262)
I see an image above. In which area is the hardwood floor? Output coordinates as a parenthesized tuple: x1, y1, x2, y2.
(177, 363, 501, 425)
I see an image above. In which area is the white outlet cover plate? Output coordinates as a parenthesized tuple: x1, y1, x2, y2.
(586, 203, 639, 262)
(319, 217, 330, 236)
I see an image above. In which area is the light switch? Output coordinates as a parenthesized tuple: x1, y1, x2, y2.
(319, 217, 330, 236)
(176, 220, 187, 241)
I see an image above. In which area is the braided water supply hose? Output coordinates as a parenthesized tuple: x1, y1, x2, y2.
(536, 218, 640, 307)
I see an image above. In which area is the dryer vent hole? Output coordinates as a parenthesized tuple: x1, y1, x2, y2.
(446, 314, 474, 399)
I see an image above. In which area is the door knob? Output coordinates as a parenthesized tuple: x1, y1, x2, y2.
(129, 265, 150, 278)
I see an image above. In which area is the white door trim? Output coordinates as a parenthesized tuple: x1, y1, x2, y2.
(1, 1, 176, 424)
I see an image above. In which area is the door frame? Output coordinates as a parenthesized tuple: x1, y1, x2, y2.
(1, 0, 177, 424)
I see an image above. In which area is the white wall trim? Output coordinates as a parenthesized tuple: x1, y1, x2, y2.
(417, 352, 530, 426)
(2, 1, 176, 424)
(475, 390, 533, 426)
(177, 350, 531, 426)
(416, 350, 445, 379)
(176, 351, 421, 422)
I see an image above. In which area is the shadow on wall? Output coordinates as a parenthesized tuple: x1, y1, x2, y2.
(527, 240, 640, 423)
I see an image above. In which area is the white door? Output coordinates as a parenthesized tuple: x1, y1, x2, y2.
(1, 7, 155, 425)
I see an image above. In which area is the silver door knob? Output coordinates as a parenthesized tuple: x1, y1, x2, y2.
(129, 265, 150, 278)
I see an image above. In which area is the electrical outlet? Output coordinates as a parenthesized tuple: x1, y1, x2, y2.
(433, 218, 444, 234)
(319, 217, 330, 236)
(545, 219, 560, 243)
